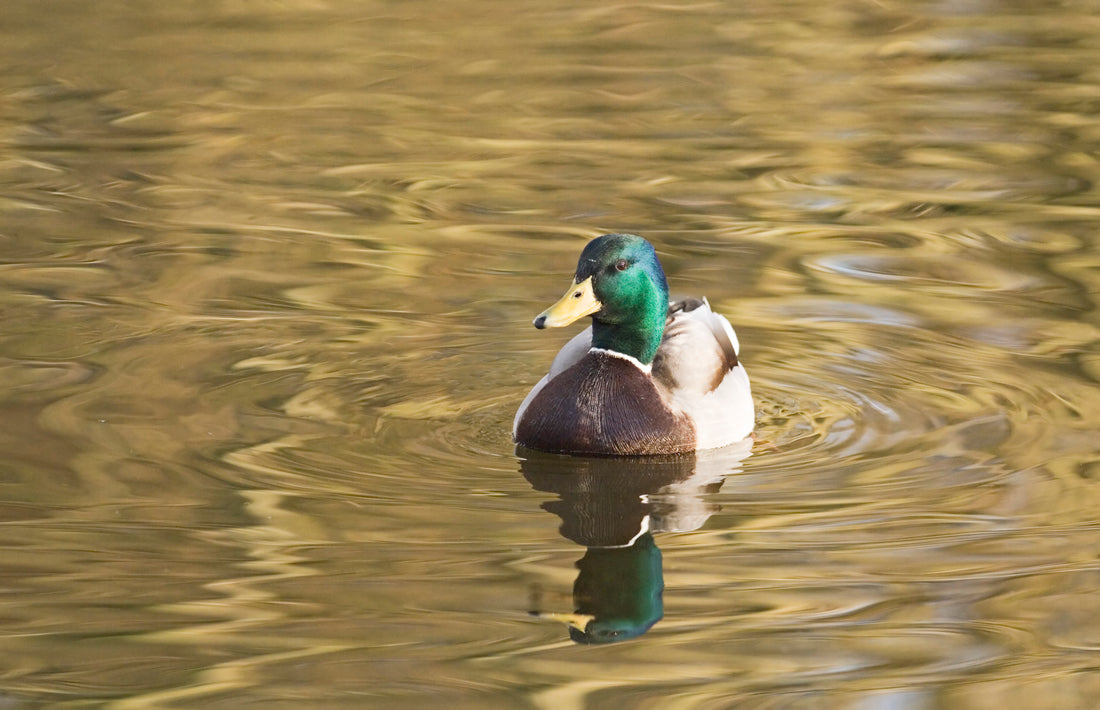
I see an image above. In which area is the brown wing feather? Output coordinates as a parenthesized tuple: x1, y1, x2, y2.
(654, 300, 738, 394)
(668, 299, 737, 370)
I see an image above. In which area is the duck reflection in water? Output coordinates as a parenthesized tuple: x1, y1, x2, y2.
(521, 440, 752, 644)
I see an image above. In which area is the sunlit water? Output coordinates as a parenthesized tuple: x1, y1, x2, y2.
(2, 1, 1099, 708)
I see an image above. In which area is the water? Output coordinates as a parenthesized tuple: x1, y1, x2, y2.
(1, 0, 1098, 707)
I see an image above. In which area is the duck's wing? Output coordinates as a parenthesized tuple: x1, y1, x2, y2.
(653, 298, 754, 448)
(513, 326, 592, 438)
(653, 298, 738, 393)
(547, 326, 592, 378)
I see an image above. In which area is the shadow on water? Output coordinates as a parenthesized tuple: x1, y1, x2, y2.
(519, 440, 752, 644)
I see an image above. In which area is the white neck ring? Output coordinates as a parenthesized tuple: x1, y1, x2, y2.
(589, 347, 652, 374)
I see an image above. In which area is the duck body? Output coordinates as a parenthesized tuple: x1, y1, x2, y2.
(514, 234, 753, 456)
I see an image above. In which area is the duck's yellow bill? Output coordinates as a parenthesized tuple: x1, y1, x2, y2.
(534, 611, 595, 632)
(534, 277, 601, 329)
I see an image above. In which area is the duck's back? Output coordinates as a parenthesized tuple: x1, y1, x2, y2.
(513, 351, 695, 456)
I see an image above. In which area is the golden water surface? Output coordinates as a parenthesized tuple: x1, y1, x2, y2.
(1, 1, 1098, 708)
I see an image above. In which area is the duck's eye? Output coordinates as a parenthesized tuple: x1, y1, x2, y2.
(614, 259, 629, 272)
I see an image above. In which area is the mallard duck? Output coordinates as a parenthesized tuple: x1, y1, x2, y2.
(513, 233, 754, 455)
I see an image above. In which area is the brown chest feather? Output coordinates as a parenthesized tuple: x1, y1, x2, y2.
(515, 353, 696, 455)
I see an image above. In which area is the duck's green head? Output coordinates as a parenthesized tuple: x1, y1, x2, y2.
(534, 234, 669, 365)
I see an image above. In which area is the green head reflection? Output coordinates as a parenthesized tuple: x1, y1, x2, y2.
(567, 532, 663, 644)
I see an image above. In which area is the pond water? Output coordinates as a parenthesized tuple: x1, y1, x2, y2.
(2, 0, 1098, 707)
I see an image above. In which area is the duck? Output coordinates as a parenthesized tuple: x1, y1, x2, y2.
(513, 233, 754, 455)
